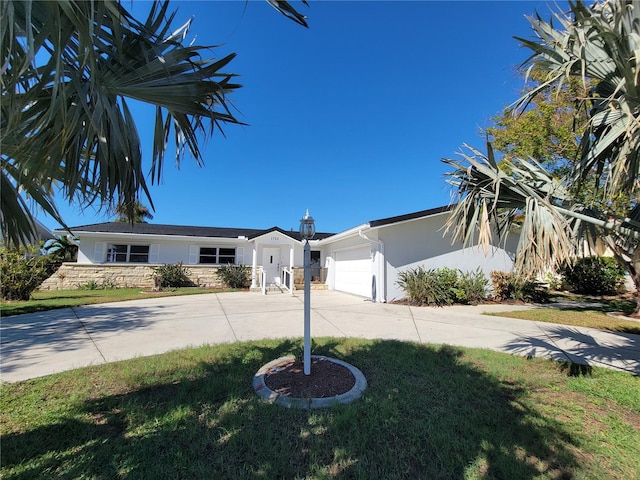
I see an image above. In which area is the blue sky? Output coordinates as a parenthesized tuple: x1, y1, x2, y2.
(37, 0, 562, 234)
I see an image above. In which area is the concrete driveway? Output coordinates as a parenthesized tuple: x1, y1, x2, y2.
(1, 290, 638, 382)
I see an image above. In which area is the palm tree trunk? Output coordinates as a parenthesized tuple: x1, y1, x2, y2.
(603, 238, 640, 316)
(632, 248, 640, 317)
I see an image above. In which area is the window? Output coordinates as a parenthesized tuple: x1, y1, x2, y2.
(107, 244, 149, 263)
(199, 247, 218, 264)
(218, 248, 235, 264)
(199, 247, 236, 264)
(108, 244, 128, 262)
(129, 245, 150, 263)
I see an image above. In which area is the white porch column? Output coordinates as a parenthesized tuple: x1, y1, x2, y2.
(251, 244, 258, 288)
(289, 244, 295, 295)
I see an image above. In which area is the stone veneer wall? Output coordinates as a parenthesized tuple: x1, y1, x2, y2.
(292, 267, 327, 286)
(39, 264, 261, 291)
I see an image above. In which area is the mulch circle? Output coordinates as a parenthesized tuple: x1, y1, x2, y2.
(263, 357, 356, 398)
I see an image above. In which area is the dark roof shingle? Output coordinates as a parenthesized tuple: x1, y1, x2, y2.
(61, 222, 334, 241)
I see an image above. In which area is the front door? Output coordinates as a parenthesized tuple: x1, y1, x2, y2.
(262, 247, 281, 285)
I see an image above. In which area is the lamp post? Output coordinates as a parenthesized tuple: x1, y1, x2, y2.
(299, 209, 316, 375)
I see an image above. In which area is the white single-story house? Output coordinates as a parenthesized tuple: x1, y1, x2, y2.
(45, 206, 516, 302)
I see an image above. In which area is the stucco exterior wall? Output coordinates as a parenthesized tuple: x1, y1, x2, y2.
(77, 235, 250, 265)
(38, 263, 259, 291)
(76, 234, 318, 269)
(320, 213, 517, 302)
(379, 214, 515, 301)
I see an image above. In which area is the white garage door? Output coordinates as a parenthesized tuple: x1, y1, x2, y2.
(334, 246, 372, 298)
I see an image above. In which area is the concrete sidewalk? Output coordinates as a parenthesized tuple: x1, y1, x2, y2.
(1, 290, 638, 382)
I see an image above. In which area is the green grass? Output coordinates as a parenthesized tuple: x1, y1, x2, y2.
(0, 287, 226, 317)
(1, 338, 638, 479)
(490, 308, 640, 334)
(489, 295, 640, 334)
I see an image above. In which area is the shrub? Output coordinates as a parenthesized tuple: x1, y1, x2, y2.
(437, 267, 459, 289)
(490, 271, 550, 303)
(560, 256, 625, 295)
(216, 264, 250, 289)
(79, 279, 117, 290)
(396, 267, 424, 304)
(456, 268, 490, 305)
(101, 279, 118, 289)
(396, 266, 488, 306)
(396, 266, 450, 306)
(153, 262, 194, 288)
(542, 272, 563, 291)
(0, 247, 56, 300)
(490, 271, 513, 301)
(80, 280, 99, 290)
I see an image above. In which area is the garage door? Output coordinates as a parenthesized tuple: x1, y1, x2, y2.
(334, 246, 372, 298)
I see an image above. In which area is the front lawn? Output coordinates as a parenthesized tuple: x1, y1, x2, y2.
(489, 294, 640, 335)
(1, 338, 638, 479)
(0, 287, 226, 317)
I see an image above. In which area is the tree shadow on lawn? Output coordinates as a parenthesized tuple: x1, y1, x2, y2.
(504, 326, 640, 375)
(2, 339, 584, 479)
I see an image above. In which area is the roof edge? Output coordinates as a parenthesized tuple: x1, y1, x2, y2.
(368, 205, 452, 228)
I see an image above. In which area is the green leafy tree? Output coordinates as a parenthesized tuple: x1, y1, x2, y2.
(486, 68, 590, 178)
(513, 0, 640, 199)
(485, 53, 629, 222)
(1, 0, 307, 248)
(443, 0, 640, 314)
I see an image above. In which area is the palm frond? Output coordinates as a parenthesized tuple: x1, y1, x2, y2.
(266, 0, 310, 28)
(444, 144, 579, 276)
(1, 0, 242, 245)
(444, 140, 640, 277)
(514, 0, 640, 198)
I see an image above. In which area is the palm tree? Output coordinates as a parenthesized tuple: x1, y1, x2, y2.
(443, 0, 640, 313)
(1, 0, 308, 248)
(513, 0, 640, 198)
(443, 143, 636, 275)
(114, 202, 154, 224)
(43, 235, 78, 263)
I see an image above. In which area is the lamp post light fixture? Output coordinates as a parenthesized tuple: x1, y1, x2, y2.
(299, 209, 316, 375)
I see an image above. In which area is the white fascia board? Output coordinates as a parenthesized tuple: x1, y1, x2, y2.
(372, 209, 450, 230)
(73, 231, 249, 244)
(316, 223, 370, 245)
